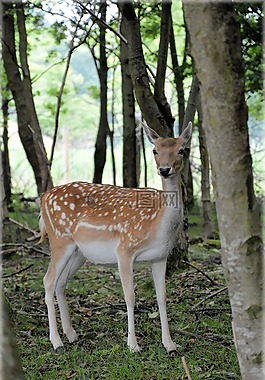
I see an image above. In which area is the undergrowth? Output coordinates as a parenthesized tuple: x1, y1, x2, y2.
(3, 252, 240, 380)
(2, 200, 240, 379)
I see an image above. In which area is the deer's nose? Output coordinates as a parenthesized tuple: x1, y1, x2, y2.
(158, 167, 171, 178)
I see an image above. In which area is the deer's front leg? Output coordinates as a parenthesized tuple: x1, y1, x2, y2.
(117, 255, 140, 352)
(152, 259, 176, 353)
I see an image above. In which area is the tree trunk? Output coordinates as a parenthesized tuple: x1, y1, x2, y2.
(118, 0, 172, 137)
(154, 0, 174, 131)
(2, 1, 53, 195)
(120, 14, 138, 188)
(197, 93, 214, 240)
(0, 298, 25, 380)
(119, 0, 193, 272)
(0, 111, 24, 378)
(16, 1, 53, 193)
(1, 93, 12, 208)
(182, 74, 199, 209)
(167, 73, 199, 271)
(183, 3, 263, 379)
(110, 66, 117, 186)
(170, 13, 185, 134)
(93, 0, 109, 184)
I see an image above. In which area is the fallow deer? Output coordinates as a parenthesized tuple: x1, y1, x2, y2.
(39, 122, 192, 353)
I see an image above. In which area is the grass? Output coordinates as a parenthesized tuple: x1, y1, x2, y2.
(2, 200, 240, 379)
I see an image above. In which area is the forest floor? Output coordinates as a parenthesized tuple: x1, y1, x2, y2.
(2, 199, 241, 380)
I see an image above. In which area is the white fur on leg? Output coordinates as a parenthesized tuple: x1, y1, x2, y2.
(152, 259, 176, 353)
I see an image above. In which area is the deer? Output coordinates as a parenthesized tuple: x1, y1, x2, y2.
(39, 121, 192, 354)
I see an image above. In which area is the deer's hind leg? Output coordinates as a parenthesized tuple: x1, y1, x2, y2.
(44, 242, 81, 350)
(55, 248, 86, 343)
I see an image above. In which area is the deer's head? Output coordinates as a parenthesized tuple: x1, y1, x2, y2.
(143, 122, 192, 179)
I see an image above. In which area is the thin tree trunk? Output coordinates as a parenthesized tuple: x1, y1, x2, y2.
(140, 123, 147, 187)
(184, 3, 263, 378)
(93, 1, 109, 184)
(154, 0, 174, 131)
(50, 24, 79, 171)
(182, 74, 199, 186)
(167, 74, 199, 272)
(182, 74, 199, 209)
(118, 0, 172, 137)
(197, 93, 214, 240)
(1, 92, 12, 207)
(110, 65, 117, 186)
(2, 1, 53, 194)
(120, 14, 138, 188)
(170, 13, 185, 134)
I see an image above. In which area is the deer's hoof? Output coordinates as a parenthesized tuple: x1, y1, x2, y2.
(55, 346, 65, 355)
(168, 350, 177, 358)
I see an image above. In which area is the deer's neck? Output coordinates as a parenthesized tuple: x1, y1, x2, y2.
(161, 174, 182, 195)
(150, 174, 183, 251)
(160, 174, 183, 221)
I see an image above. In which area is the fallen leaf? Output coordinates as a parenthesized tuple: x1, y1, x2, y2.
(148, 311, 159, 319)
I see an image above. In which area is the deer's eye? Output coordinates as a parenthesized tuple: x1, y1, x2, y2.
(178, 148, 185, 156)
(153, 149, 158, 155)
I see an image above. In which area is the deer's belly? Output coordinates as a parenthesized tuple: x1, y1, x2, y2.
(135, 243, 169, 262)
(76, 239, 119, 265)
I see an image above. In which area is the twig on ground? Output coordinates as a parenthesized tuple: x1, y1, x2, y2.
(26, 234, 41, 242)
(2, 264, 34, 278)
(192, 287, 228, 309)
(30, 245, 50, 256)
(1, 242, 49, 256)
(181, 356, 192, 380)
(175, 329, 198, 339)
(9, 217, 38, 237)
(181, 260, 219, 285)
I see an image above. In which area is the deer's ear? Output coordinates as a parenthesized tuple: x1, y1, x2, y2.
(143, 123, 161, 145)
(180, 121, 193, 145)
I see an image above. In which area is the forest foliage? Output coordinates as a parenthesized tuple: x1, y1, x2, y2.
(1, 0, 263, 198)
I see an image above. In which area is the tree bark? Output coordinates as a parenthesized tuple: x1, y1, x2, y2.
(93, 0, 109, 184)
(118, 0, 172, 137)
(197, 93, 214, 240)
(0, 299, 25, 380)
(183, 2, 263, 379)
(2, 1, 53, 194)
(120, 14, 138, 188)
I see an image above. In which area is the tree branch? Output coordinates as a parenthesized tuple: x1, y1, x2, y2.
(49, 14, 84, 168)
(75, 0, 127, 44)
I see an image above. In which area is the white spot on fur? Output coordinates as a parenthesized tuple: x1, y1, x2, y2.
(78, 221, 107, 231)
(151, 211, 157, 220)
